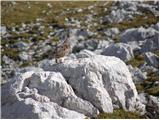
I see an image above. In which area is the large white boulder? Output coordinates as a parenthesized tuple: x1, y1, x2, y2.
(41, 55, 144, 112)
(27, 71, 99, 117)
(2, 87, 85, 119)
(1, 69, 98, 118)
(101, 43, 134, 62)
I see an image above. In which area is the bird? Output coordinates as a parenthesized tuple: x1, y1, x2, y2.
(48, 29, 71, 63)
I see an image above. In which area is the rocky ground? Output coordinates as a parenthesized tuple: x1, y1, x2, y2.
(1, 1, 159, 119)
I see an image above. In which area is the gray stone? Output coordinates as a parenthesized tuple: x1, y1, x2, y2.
(101, 43, 134, 62)
(2, 55, 18, 81)
(72, 39, 98, 53)
(144, 52, 159, 68)
(120, 27, 158, 51)
(19, 52, 31, 61)
(140, 63, 158, 73)
(128, 65, 147, 82)
(97, 40, 112, 49)
(138, 93, 159, 118)
(152, 22, 159, 31)
(1, 26, 7, 36)
(141, 37, 159, 53)
(13, 42, 29, 51)
(138, 93, 148, 105)
(104, 28, 120, 38)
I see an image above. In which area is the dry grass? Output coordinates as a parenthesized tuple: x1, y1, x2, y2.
(126, 54, 145, 67)
(94, 109, 143, 119)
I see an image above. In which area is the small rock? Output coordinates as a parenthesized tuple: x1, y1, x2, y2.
(104, 28, 120, 38)
(13, 42, 29, 51)
(19, 52, 31, 61)
(101, 43, 134, 62)
(128, 65, 147, 82)
(1, 26, 7, 36)
(144, 52, 159, 68)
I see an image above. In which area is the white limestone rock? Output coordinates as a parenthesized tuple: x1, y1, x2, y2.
(76, 49, 96, 58)
(41, 55, 144, 113)
(101, 43, 134, 62)
(1, 69, 98, 118)
(27, 71, 99, 117)
(2, 88, 85, 119)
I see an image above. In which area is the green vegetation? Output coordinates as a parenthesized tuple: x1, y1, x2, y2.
(126, 54, 144, 67)
(94, 109, 143, 119)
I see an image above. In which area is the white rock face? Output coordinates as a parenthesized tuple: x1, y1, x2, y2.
(27, 71, 99, 117)
(76, 49, 96, 58)
(144, 52, 159, 68)
(101, 43, 134, 62)
(120, 27, 158, 51)
(2, 87, 85, 119)
(41, 55, 144, 112)
(1, 69, 98, 118)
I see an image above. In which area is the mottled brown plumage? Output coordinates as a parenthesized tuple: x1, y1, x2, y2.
(49, 38, 71, 63)
(54, 39, 70, 58)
